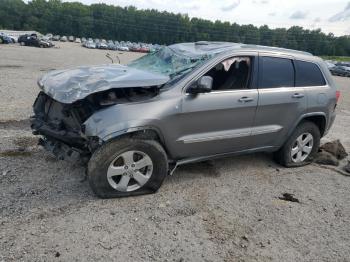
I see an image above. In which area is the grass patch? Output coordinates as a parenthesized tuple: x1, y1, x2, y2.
(321, 56, 350, 62)
(0, 150, 32, 157)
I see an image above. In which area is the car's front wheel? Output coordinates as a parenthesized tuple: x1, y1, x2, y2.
(88, 138, 168, 198)
(274, 121, 320, 167)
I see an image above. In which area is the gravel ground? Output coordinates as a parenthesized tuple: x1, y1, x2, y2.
(0, 42, 350, 262)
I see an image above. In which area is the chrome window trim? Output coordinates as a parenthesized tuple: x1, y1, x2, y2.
(181, 52, 258, 94)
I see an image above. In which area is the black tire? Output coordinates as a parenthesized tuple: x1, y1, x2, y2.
(88, 138, 168, 198)
(274, 121, 320, 167)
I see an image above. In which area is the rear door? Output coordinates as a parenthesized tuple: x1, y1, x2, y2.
(295, 60, 333, 128)
(251, 54, 307, 149)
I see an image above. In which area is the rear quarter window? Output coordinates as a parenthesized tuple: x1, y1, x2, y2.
(259, 57, 294, 88)
(296, 60, 326, 87)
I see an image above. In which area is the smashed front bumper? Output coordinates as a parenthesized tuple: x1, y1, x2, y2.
(30, 92, 97, 163)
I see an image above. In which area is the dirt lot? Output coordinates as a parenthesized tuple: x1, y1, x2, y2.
(0, 42, 350, 262)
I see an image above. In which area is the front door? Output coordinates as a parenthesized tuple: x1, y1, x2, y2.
(173, 56, 259, 158)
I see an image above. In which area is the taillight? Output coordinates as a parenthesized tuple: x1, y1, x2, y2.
(336, 90, 340, 103)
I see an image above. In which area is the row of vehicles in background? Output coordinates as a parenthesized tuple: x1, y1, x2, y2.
(2, 31, 350, 70)
(326, 60, 350, 77)
(82, 38, 161, 53)
(0, 32, 54, 48)
(49, 34, 161, 53)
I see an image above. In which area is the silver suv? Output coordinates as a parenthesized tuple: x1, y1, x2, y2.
(31, 42, 339, 198)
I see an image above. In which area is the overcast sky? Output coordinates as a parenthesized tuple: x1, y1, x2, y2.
(61, 0, 350, 36)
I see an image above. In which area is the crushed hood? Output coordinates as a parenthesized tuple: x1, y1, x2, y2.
(38, 64, 170, 104)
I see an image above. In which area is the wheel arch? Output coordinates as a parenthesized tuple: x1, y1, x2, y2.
(102, 126, 169, 154)
(293, 113, 327, 137)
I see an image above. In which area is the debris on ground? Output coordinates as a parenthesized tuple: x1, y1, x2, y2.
(320, 140, 348, 160)
(344, 161, 350, 174)
(1, 170, 10, 177)
(239, 235, 249, 248)
(278, 193, 300, 203)
(315, 164, 350, 177)
(314, 150, 339, 166)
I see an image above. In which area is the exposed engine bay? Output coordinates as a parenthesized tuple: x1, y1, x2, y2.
(31, 87, 159, 163)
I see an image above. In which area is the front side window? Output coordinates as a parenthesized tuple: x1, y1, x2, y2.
(259, 56, 294, 88)
(203, 57, 252, 91)
(295, 60, 326, 87)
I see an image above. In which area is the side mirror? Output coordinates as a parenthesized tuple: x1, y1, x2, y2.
(188, 76, 213, 94)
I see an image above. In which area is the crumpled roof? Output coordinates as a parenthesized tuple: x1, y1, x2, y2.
(38, 64, 169, 104)
(168, 42, 240, 58)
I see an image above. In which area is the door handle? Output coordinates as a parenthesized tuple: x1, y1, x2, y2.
(292, 93, 305, 98)
(238, 97, 254, 103)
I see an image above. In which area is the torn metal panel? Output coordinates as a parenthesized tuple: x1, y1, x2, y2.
(38, 64, 169, 104)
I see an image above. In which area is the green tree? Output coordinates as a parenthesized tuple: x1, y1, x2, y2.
(0, 0, 349, 56)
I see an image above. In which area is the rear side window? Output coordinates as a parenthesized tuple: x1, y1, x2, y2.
(259, 57, 294, 88)
(295, 60, 326, 86)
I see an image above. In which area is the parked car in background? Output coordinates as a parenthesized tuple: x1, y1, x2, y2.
(45, 33, 53, 40)
(118, 45, 129, 51)
(107, 40, 115, 50)
(325, 60, 336, 69)
(139, 45, 150, 53)
(330, 65, 350, 77)
(18, 34, 54, 48)
(81, 37, 87, 43)
(97, 41, 108, 49)
(41, 35, 51, 42)
(53, 35, 60, 41)
(75, 38, 81, 43)
(85, 41, 96, 49)
(336, 62, 350, 67)
(60, 36, 68, 42)
(0, 34, 13, 44)
(68, 36, 74, 42)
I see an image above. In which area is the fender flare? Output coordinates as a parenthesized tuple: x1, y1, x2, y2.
(101, 125, 167, 146)
(287, 112, 327, 139)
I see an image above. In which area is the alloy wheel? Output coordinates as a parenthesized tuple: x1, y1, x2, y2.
(107, 150, 153, 192)
(290, 133, 314, 163)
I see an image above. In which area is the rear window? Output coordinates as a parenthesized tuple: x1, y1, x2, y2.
(296, 60, 326, 86)
(259, 57, 294, 88)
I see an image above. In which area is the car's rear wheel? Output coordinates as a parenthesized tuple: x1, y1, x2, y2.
(274, 121, 320, 167)
(88, 138, 168, 198)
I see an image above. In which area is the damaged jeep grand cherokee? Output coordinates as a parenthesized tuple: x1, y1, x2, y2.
(31, 42, 338, 198)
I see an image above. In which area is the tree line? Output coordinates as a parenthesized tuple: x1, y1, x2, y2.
(1, 0, 350, 56)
